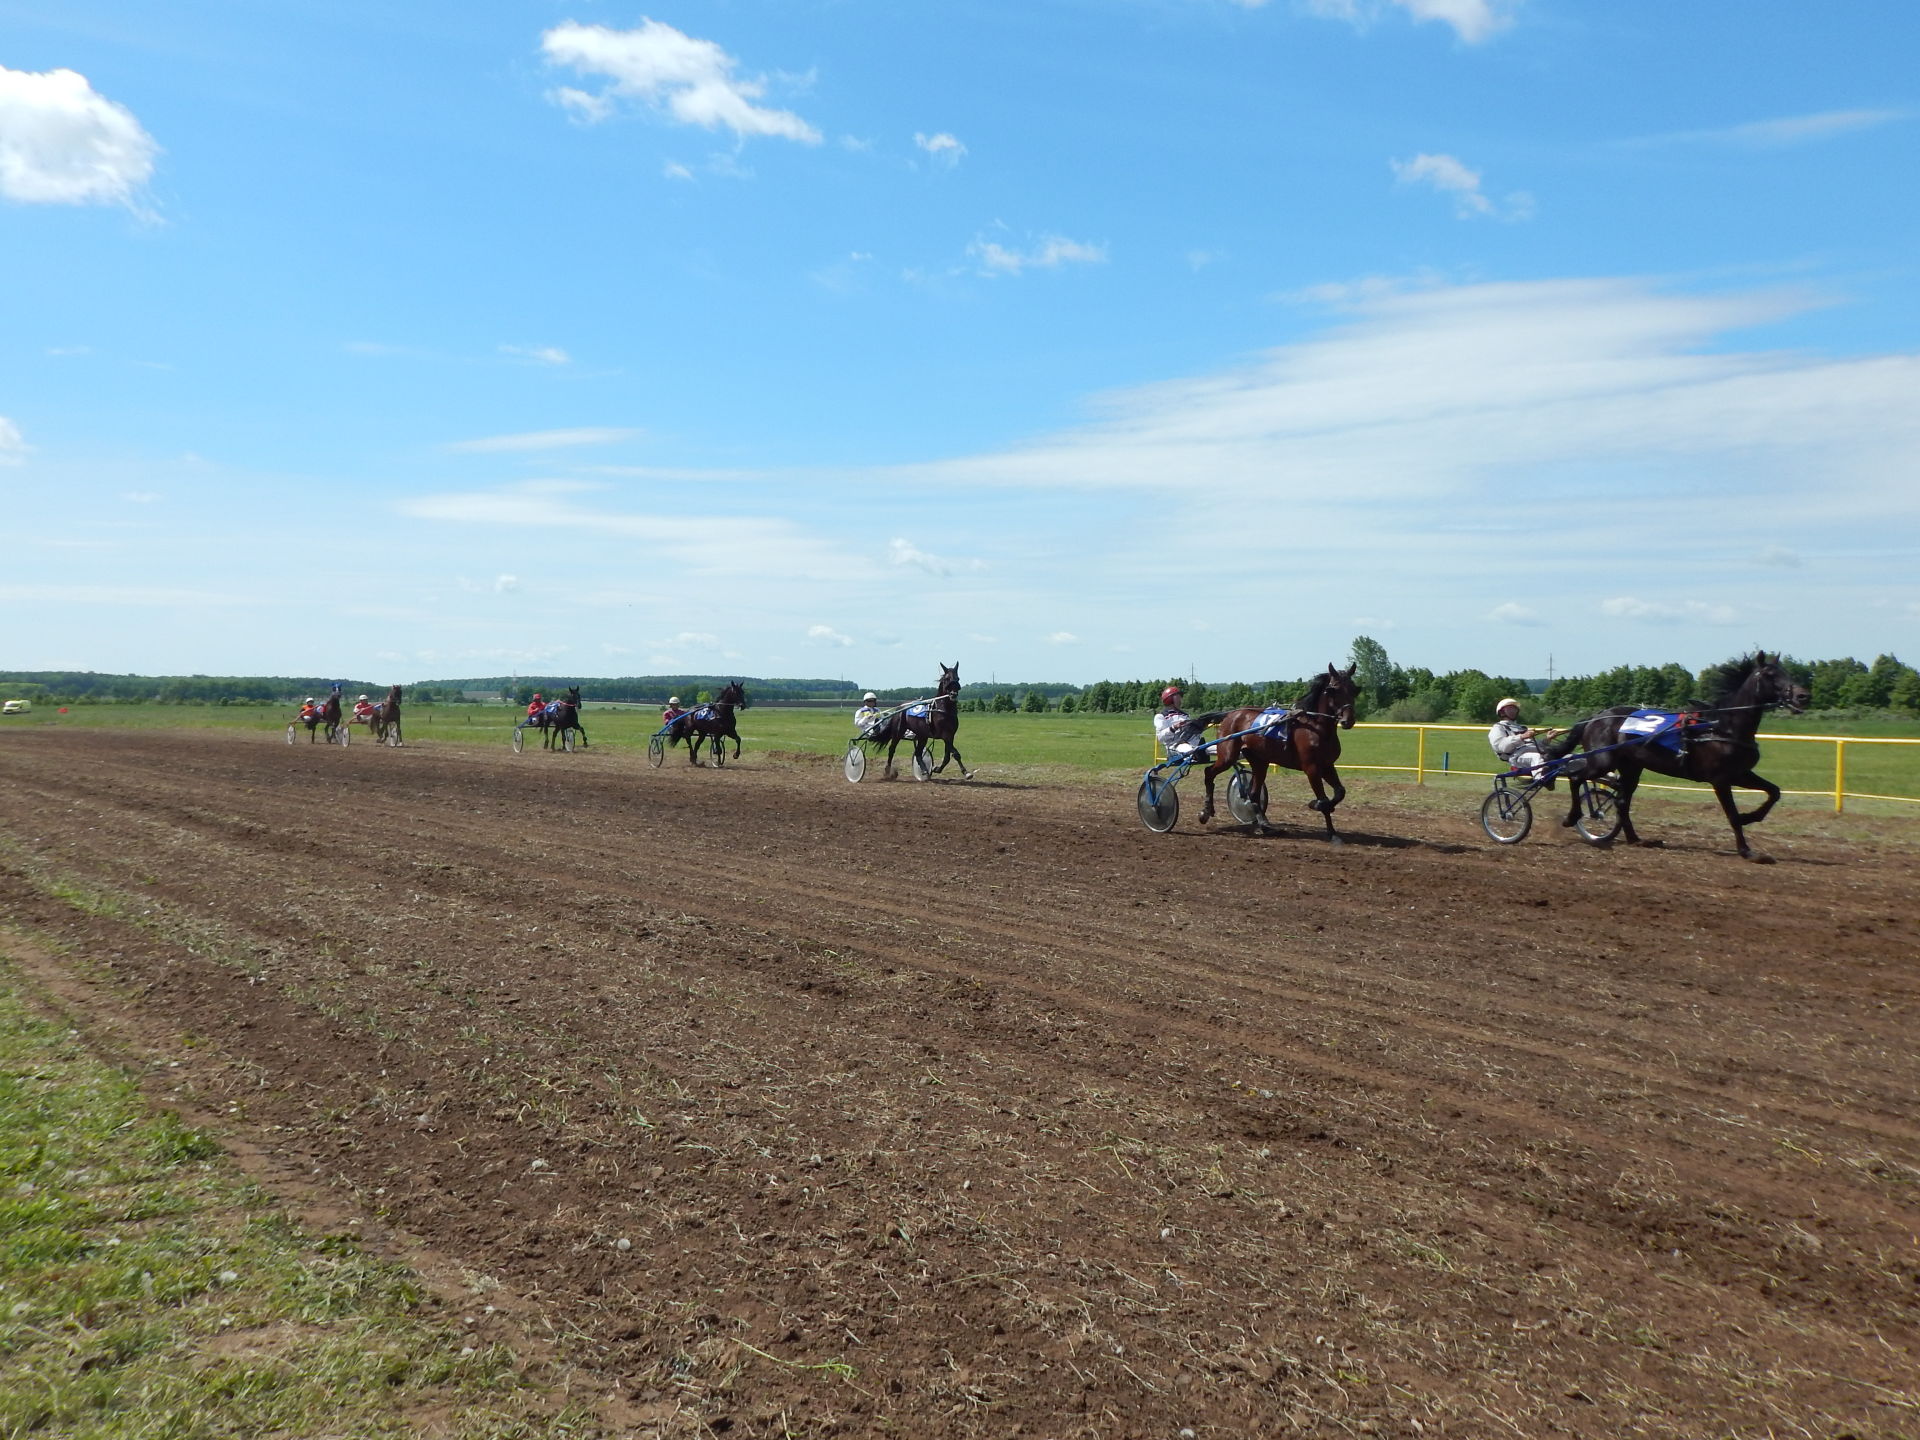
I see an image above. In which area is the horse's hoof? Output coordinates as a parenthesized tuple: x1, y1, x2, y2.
(1746, 851, 1775, 865)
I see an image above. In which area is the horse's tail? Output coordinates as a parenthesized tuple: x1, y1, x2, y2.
(1546, 721, 1586, 760)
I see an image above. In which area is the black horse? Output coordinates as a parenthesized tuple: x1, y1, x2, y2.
(866, 664, 971, 780)
(678, 681, 745, 767)
(1552, 651, 1808, 862)
(1198, 663, 1359, 842)
(371, 683, 403, 747)
(544, 686, 587, 751)
(296, 688, 342, 744)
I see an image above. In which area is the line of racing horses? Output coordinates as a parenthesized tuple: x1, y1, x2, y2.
(291, 652, 1811, 862)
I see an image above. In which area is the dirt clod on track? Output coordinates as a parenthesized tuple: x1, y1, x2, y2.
(3, 729, 1918, 1438)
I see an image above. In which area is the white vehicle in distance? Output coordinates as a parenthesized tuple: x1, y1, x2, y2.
(2, 700, 32, 715)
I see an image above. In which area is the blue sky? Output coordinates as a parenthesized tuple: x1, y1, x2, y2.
(3, 0, 1917, 686)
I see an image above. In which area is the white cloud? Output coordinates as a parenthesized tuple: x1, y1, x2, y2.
(1600, 596, 1740, 626)
(541, 19, 821, 144)
(887, 537, 982, 576)
(1633, 108, 1908, 150)
(500, 344, 571, 366)
(0, 66, 157, 206)
(0, 417, 27, 465)
(493, 574, 519, 593)
(806, 624, 854, 647)
(1754, 545, 1802, 568)
(46, 344, 90, 357)
(445, 427, 639, 453)
(1391, 152, 1529, 221)
(1046, 631, 1080, 645)
(657, 631, 721, 649)
(915, 131, 966, 165)
(1301, 0, 1519, 44)
(1487, 601, 1544, 626)
(663, 161, 694, 182)
(969, 233, 1108, 276)
(401, 482, 859, 581)
(119, 490, 161, 503)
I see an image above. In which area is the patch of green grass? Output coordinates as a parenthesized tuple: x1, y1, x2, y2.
(0, 958, 607, 1439)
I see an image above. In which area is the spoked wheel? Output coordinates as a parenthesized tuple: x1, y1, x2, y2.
(843, 742, 867, 783)
(648, 735, 666, 768)
(561, 727, 576, 754)
(511, 727, 525, 754)
(1480, 785, 1533, 844)
(1575, 779, 1623, 844)
(386, 726, 402, 748)
(1137, 774, 1180, 833)
(285, 724, 297, 745)
(911, 747, 933, 782)
(709, 738, 726, 768)
(1226, 767, 1265, 827)
(338, 724, 350, 747)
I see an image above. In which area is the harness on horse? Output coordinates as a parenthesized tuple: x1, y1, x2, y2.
(1617, 708, 1707, 756)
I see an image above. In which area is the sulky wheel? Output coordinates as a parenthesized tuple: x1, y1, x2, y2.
(1137, 774, 1180, 834)
(386, 725, 402, 748)
(1575, 779, 1624, 844)
(285, 723, 297, 745)
(912, 747, 933, 782)
(1226, 767, 1265, 827)
(511, 727, 524, 754)
(338, 725, 350, 747)
(709, 737, 726, 768)
(843, 741, 866, 783)
(1480, 787, 1533, 844)
(648, 735, 666, 768)
(561, 727, 575, 754)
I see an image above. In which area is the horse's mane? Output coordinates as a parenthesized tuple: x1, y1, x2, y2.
(1705, 653, 1767, 708)
(1294, 669, 1331, 713)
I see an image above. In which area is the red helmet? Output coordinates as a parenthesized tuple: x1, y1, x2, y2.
(1160, 685, 1183, 705)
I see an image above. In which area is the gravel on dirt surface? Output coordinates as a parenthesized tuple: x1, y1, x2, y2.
(2, 728, 1916, 1439)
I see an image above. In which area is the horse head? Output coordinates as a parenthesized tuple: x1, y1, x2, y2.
(717, 681, 746, 707)
(938, 663, 960, 697)
(1751, 652, 1809, 714)
(1328, 663, 1359, 729)
(565, 686, 582, 705)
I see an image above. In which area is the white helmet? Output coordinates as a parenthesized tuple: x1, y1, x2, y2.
(358, 694, 369, 701)
(1496, 696, 1521, 714)
(668, 696, 680, 705)
(304, 696, 315, 703)
(863, 692, 878, 702)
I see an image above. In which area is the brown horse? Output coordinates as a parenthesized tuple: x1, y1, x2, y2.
(370, 683, 403, 746)
(870, 664, 972, 780)
(1551, 651, 1808, 862)
(1198, 664, 1359, 842)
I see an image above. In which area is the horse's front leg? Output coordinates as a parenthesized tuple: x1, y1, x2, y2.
(1306, 764, 1346, 842)
(1729, 769, 1782, 826)
(1715, 773, 1780, 862)
(946, 739, 972, 780)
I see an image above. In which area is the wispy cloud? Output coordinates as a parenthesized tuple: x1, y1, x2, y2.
(887, 537, 982, 576)
(445, 427, 639, 453)
(806, 624, 854, 647)
(1299, 0, 1521, 46)
(969, 232, 1108, 276)
(541, 19, 821, 144)
(1628, 108, 1908, 150)
(499, 344, 571, 366)
(1046, 631, 1080, 645)
(1600, 596, 1740, 625)
(1487, 601, 1544, 626)
(0, 417, 26, 465)
(1391, 152, 1531, 220)
(915, 131, 966, 165)
(0, 65, 158, 207)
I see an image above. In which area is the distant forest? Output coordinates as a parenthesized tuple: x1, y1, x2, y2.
(3, 644, 1915, 719)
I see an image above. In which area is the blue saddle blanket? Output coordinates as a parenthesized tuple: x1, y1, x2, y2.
(904, 704, 929, 719)
(1619, 709, 1689, 752)
(693, 705, 715, 721)
(1255, 705, 1291, 741)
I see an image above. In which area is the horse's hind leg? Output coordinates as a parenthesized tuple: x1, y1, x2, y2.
(1197, 754, 1225, 825)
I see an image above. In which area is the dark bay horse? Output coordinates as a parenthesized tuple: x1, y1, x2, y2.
(297, 688, 342, 743)
(1552, 651, 1808, 862)
(544, 686, 586, 751)
(371, 684, 403, 746)
(1198, 664, 1359, 842)
(869, 664, 972, 780)
(681, 681, 745, 767)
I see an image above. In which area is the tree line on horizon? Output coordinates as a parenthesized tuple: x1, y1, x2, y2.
(4, 646, 1916, 719)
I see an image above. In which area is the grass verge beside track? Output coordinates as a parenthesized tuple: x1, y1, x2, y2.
(0, 941, 605, 1440)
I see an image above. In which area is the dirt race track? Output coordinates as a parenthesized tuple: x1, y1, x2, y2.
(3, 729, 1918, 1439)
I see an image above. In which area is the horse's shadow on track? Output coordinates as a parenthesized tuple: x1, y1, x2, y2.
(1192, 822, 1474, 856)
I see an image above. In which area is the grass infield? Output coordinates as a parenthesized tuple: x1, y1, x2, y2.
(0, 949, 604, 1440)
